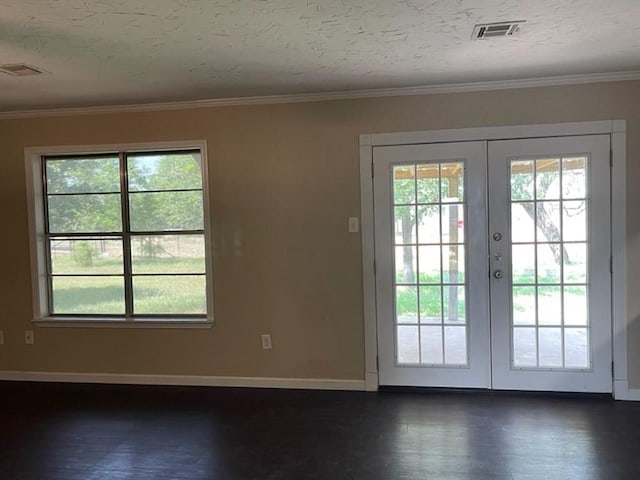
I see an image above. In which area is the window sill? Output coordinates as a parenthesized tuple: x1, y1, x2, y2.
(33, 317, 214, 329)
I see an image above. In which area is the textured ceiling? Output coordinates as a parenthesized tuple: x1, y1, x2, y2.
(1, 0, 639, 111)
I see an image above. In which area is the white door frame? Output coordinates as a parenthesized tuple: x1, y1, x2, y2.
(359, 120, 630, 399)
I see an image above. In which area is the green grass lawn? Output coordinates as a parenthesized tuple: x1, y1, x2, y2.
(50, 254, 206, 315)
(396, 273, 586, 320)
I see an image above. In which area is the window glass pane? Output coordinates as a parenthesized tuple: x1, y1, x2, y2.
(133, 275, 206, 314)
(129, 191, 204, 231)
(46, 157, 120, 194)
(128, 152, 202, 192)
(132, 235, 205, 274)
(52, 276, 125, 314)
(47, 194, 122, 233)
(50, 238, 123, 274)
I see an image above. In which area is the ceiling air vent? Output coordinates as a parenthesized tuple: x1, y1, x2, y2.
(472, 21, 524, 40)
(0, 63, 45, 76)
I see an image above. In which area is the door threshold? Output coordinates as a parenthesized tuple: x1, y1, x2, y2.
(379, 385, 613, 400)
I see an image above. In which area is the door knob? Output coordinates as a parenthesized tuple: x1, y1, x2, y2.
(494, 270, 504, 279)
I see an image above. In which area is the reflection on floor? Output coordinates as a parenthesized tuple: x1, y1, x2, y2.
(1, 382, 639, 480)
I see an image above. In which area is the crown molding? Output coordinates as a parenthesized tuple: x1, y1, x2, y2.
(1, 70, 639, 120)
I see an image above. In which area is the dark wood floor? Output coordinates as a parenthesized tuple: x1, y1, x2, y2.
(1, 382, 639, 479)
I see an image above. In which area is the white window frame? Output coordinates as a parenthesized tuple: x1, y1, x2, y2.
(25, 140, 214, 328)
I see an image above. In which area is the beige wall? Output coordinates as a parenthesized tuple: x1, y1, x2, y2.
(1, 80, 639, 386)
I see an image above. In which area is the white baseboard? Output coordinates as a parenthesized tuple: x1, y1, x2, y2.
(0, 371, 366, 391)
(365, 372, 379, 391)
(613, 380, 640, 401)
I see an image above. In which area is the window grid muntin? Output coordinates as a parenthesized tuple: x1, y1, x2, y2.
(509, 155, 590, 370)
(42, 149, 206, 319)
(392, 160, 468, 367)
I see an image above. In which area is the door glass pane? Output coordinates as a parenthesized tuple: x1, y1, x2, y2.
(537, 244, 561, 283)
(441, 204, 464, 243)
(416, 164, 439, 203)
(441, 163, 464, 202)
(511, 160, 534, 200)
(513, 286, 536, 325)
(539, 328, 563, 367)
(565, 328, 589, 368)
(442, 245, 465, 284)
(444, 326, 467, 365)
(513, 327, 537, 367)
(512, 244, 535, 283)
(395, 246, 417, 283)
(419, 286, 442, 323)
(508, 156, 590, 370)
(562, 157, 587, 199)
(511, 203, 535, 243)
(536, 159, 560, 200)
(393, 160, 467, 367)
(396, 286, 418, 324)
(443, 286, 465, 324)
(397, 326, 420, 364)
(564, 243, 587, 283)
(420, 326, 443, 364)
(416, 208, 439, 244)
(418, 245, 441, 283)
(562, 201, 587, 241)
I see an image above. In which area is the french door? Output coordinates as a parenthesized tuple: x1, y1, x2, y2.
(373, 135, 612, 392)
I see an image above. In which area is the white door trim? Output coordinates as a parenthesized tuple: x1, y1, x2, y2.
(360, 120, 629, 398)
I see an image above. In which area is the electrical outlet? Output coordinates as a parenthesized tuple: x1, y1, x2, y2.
(0, 330, 4, 345)
(261, 334, 272, 350)
(25, 330, 34, 345)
